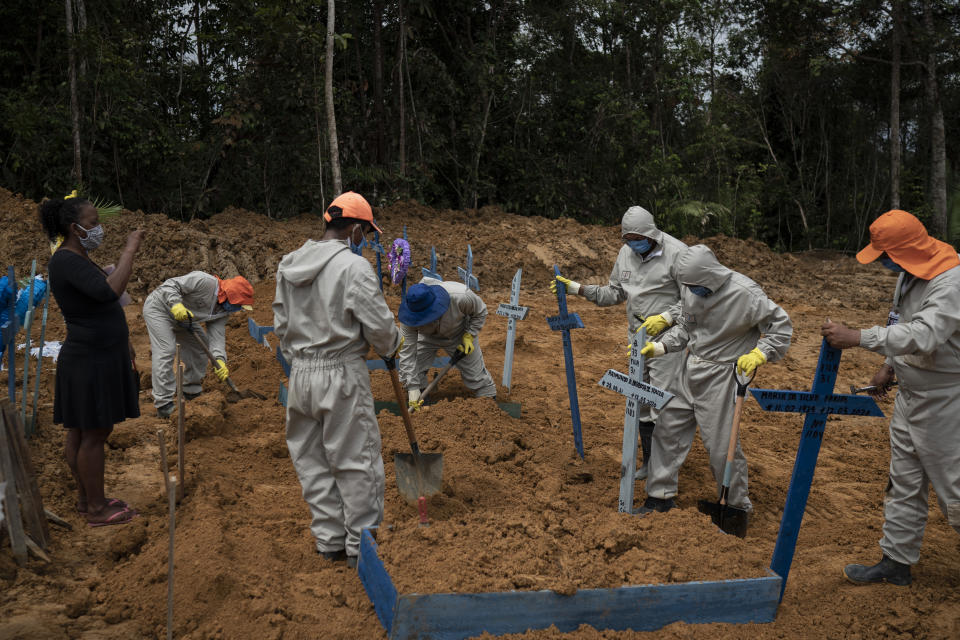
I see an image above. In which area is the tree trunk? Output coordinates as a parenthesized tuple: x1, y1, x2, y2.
(923, 0, 947, 236)
(372, 0, 386, 165)
(396, 0, 406, 177)
(889, 0, 901, 209)
(65, 0, 83, 187)
(325, 0, 342, 196)
(76, 0, 87, 78)
(194, 1, 208, 129)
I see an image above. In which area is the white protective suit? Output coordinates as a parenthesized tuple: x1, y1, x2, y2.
(646, 245, 792, 510)
(398, 278, 496, 398)
(580, 206, 687, 423)
(143, 271, 231, 407)
(273, 239, 401, 557)
(859, 263, 960, 565)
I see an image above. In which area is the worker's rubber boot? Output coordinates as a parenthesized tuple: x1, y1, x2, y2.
(633, 496, 675, 516)
(843, 555, 912, 586)
(156, 402, 174, 418)
(184, 391, 202, 401)
(319, 549, 347, 563)
(635, 421, 655, 481)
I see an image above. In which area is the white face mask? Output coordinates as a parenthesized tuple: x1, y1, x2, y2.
(74, 223, 105, 251)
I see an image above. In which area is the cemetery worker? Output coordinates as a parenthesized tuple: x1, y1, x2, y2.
(551, 205, 687, 479)
(40, 193, 143, 526)
(637, 244, 792, 524)
(821, 209, 960, 586)
(273, 191, 402, 569)
(143, 272, 254, 417)
(399, 278, 497, 410)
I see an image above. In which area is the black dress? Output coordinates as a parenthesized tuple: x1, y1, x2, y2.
(49, 250, 139, 430)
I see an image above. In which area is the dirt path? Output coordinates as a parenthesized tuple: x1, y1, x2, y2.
(0, 189, 957, 639)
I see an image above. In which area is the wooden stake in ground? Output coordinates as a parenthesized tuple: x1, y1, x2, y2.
(0, 431, 27, 565)
(1, 403, 49, 548)
(157, 430, 171, 496)
(28, 283, 50, 437)
(166, 475, 177, 640)
(175, 345, 185, 502)
(20, 259, 37, 428)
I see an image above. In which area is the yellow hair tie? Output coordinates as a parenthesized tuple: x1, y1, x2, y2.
(64, 189, 78, 200)
(50, 235, 64, 254)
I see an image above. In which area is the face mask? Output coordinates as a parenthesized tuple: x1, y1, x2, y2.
(626, 239, 652, 255)
(688, 285, 713, 297)
(880, 256, 905, 273)
(74, 223, 104, 251)
(221, 301, 243, 313)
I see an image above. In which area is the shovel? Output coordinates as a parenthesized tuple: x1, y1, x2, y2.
(187, 324, 266, 403)
(383, 356, 443, 522)
(416, 348, 467, 407)
(698, 366, 754, 538)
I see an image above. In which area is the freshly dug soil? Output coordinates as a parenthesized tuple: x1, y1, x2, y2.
(1, 187, 958, 640)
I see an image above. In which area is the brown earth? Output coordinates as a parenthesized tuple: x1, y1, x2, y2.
(0, 187, 958, 639)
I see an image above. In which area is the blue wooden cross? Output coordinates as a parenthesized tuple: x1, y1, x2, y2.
(421, 246, 442, 280)
(597, 328, 674, 513)
(351, 236, 367, 256)
(496, 268, 529, 392)
(457, 245, 479, 291)
(373, 230, 385, 291)
(749, 339, 884, 601)
(547, 265, 586, 458)
(275, 345, 291, 378)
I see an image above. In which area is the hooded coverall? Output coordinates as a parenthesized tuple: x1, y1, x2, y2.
(859, 264, 960, 564)
(647, 245, 792, 510)
(580, 206, 687, 424)
(273, 239, 401, 557)
(398, 277, 496, 398)
(144, 271, 231, 408)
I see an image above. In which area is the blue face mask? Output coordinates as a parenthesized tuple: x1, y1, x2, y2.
(688, 285, 713, 297)
(879, 256, 905, 273)
(221, 301, 243, 312)
(626, 239, 652, 255)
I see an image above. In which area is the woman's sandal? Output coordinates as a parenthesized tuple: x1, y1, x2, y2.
(76, 497, 128, 515)
(86, 505, 138, 528)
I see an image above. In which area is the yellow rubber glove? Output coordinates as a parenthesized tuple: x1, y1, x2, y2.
(408, 388, 423, 413)
(639, 313, 672, 337)
(736, 347, 766, 376)
(459, 332, 475, 355)
(640, 341, 666, 359)
(171, 303, 194, 323)
(214, 359, 229, 382)
(550, 275, 580, 296)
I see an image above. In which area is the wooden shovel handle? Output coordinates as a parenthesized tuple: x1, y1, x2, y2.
(383, 358, 421, 456)
(721, 368, 755, 505)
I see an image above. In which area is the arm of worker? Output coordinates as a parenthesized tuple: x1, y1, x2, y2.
(750, 295, 793, 363)
(271, 277, 294, 365)
(859, 273, 960, 357)
(460, 289, 488, 337)
(351, 265, 402, 359)
(397, 323, 420, 388)
(104, 229, 143, 297)
(205, 317, 228, 361)
(580, 258, 628, 306)
(58, 252, 119, 303)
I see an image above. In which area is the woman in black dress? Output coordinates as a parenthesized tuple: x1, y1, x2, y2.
(39, 196, 143, 526)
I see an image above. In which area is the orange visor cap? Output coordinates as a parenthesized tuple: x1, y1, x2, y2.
(323, 191, 382, 234)
(856, 209, 959, 279)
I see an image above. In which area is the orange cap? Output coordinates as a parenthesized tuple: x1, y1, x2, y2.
(217, 276, 254, 310)
(856, 210, 959, 279)
(323, 191, 382, 234)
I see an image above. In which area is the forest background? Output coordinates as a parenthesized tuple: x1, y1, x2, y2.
(1, 0, 958, 253)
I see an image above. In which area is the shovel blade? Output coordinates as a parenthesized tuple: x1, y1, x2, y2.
(393, 452, 443, 504)
(697, 499, 749, 538)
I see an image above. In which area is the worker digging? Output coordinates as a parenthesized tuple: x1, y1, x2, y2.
(143, 271, 254, 417)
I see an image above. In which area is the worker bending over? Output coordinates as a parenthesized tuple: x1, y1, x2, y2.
(273, 192, 401, 568)
(822, 209, 960, 586)
(551, 205, 687, 481)
(399, 277, 496, 410)
(144, 271, 254, 417)
(638, 244, 792, 531)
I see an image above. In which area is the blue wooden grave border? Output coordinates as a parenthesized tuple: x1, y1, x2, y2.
(4, 266, 17, 403)
(247, 317, 274, 346)
(359, 529, 780, 639)
(546, 264, 585, 458)
(275, 345, 291, 378)
(278, 382, 288, 408)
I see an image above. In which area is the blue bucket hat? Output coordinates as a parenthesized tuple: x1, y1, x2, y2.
(398, 283, 450, 327)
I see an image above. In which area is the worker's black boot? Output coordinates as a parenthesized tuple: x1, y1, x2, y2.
(346, 555, 358, 570)
(156, 402, 174, 418)
(635, 421, 655, 481)
(633, 496, 675, 516)
(843, 555, 912, 586)
(319, 549, 347, 563)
